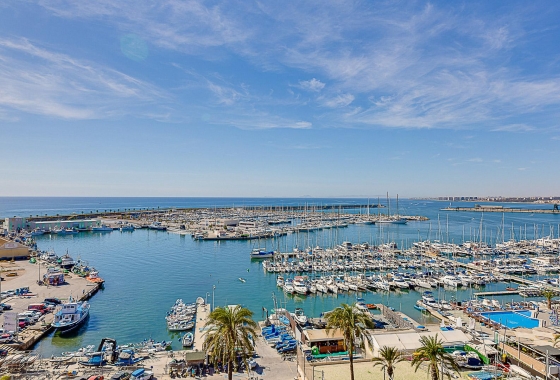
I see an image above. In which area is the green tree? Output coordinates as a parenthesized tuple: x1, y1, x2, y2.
(203, 305, 258, 380)
(411, 335, 459, 380)
(325, 303, 375, 380)
(542, 289, 557, 309)
(372, 346, 405, 380)
(554, 334, 560, 348)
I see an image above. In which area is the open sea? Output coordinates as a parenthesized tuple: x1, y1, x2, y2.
(1, 197, 559, 356)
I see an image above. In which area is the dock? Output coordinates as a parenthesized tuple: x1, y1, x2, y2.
(191, 301, 210, 352)
(442, 206, 560, 214)
(473, 290, 520, 297)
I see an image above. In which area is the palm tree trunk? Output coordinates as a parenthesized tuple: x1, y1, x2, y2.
(548, 298, 552, 309)
(228, 359, 233, 380)
(349, 341, 354, 380)
(431, 362, 439, 380)
(387, 367, 394, 380)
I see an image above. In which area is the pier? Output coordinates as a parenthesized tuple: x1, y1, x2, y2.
(191, 301, 209, 352)
(473, 290, 520, 297)
(442, 205, 560, 214)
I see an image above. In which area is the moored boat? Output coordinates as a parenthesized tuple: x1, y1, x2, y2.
(52, 298, 90, 334)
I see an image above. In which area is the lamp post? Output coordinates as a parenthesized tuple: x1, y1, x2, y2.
(212, 285, 216, 311)
(205, 292, 210, 306)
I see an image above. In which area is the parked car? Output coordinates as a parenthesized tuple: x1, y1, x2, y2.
(44, 297, 62, 305)
(0, 348, 8, 357)
(110, 372, 130, 380)
(87, 376, 104, 380)
(0, 303, 12, 310)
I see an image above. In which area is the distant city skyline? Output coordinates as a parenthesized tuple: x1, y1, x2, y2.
(1, 1, 559, 197)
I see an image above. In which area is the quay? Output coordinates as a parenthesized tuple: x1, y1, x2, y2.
(0, 260, 102, 351)
(442, 205, 560, 214)
(473, 290, 520, 297)
(191, 301, 209, 352)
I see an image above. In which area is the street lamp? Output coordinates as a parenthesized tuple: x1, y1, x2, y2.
(212, 285, 216, 311)
(205, 292, 210, 306)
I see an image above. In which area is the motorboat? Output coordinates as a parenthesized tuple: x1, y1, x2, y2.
(356, 298, 368, 311)
(276, 275, 284, 287)
(293, 276, 308, 295)
(182, 332, 194, 348)
(250, 248, 274, 259)
(293, 308, 307, 325)
(52, 298, 90, 334)
(148, 222, 167, 231)
(283, 278, 295, 294)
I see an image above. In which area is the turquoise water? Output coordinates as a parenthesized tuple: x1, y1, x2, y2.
(1, 197, 556, 356)
(479, 310, 539, 329)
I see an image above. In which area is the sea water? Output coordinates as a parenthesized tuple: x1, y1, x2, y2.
(1, 198, 559, 355)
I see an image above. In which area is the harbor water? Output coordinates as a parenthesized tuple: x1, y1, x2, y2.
(1, 197, 559, 356)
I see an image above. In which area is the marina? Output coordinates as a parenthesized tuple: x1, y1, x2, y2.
(3, 198, 560, 379)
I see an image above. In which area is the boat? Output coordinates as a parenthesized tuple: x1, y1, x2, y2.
(293, 308, 307, 325)
(86, 270, 105, 284)
(239, 277, 246, 283)
(115, 349, 143, 366)
(59, 253, 76, 269)
(182, 332, 194, 347)
(92, 224, 113, 232)
(276, 275, 284, 287)
(509, 364, 533, 378)
(148, 222, 167, 231)
(78, 352, 105, 367)
(52, 298, 90, 334)
(120, 224, 135, 232)
(250, 248, 274, 259)
(356, 298, 368, 311)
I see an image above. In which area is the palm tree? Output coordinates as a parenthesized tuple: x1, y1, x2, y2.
(542, 289, 557, 309)
(203, 305, 258, 380)
(411, 335, 458, 380)
(325, 303, 375, 380)
(372, 346, 405, 380)
(554, 334, 560, 348)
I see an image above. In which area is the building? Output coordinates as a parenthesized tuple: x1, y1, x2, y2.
(4, 217, 100, 233)
(0, 237, 31, 260)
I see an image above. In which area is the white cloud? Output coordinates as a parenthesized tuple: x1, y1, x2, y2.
(298, 78, 325, 92)
(322, 93, 354, 108)
(467, 158, 483, 163)
(492, 124, 535, 132)
(0, 38, 166, 119)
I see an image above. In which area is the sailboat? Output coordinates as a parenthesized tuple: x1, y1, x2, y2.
(377, 193, 408, 224)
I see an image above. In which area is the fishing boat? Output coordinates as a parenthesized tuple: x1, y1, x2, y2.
(91, 224, 113, 232)
(120, 224, 135, 232)
(182, 332, 194, 348)
(86, 270, 105, 284)
(115, 349, 143, 366)
(52, 298, 90, 334)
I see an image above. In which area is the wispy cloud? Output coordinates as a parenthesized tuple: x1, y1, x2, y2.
(322, 93, 354, 108)
(0, 38, 166, 119)
(18, 1, 560, 132)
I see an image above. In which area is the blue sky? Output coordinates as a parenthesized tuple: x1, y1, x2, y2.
(1, 1, 559, 197)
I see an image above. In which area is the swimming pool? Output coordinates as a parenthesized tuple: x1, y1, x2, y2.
(479, 310, 540, 329)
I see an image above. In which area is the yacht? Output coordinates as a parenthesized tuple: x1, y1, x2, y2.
(276, 275, 284, 287)
(293, 276, 308, 295)
(441, 275, 461, 287)
(52, 298, 90, 334)
(250, 248, 274, 259)
(283, 278, 295, 294)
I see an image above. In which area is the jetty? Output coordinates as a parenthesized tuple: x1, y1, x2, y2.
(442, 204, 560, 214)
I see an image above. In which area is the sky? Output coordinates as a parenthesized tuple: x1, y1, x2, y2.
(1, 1, 559, 198)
